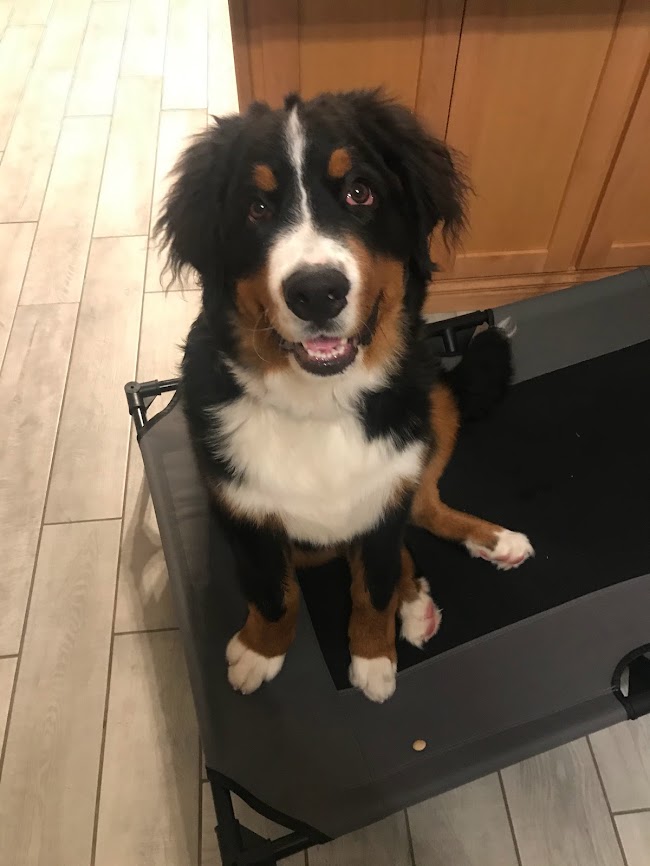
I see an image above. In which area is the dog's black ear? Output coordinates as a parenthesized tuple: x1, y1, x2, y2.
(154, 114, 244, 288)
(346, 89, 469, 280)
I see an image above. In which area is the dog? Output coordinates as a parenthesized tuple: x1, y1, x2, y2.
(155, 90, 534, 703)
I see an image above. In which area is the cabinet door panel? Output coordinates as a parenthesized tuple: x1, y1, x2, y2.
(445, 0, 619, 278)
(580, 66, 650, 268)
(299, 0, 426, 108)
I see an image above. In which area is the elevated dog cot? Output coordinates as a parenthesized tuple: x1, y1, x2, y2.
(125, 268, 650, 866)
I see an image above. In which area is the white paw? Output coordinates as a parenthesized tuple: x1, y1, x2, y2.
(465, 528, 534, 571)
(400, 578, 442, 648)
(349, 656, 397, 703)
(226, 633, 285, 695)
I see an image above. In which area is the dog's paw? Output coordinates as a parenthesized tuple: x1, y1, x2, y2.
(465, 528, 534, 571)
(349, 656, 397, 703)
(226, 633, 285, 694)
(400, 578, 442, 648)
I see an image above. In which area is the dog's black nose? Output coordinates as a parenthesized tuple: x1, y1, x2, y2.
(282, 267, 349, 325)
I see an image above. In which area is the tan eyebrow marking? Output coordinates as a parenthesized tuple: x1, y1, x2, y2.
(252, 163, 278, 192)
(328, 147, 352, 179)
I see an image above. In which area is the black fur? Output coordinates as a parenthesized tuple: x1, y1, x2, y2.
(445, 328, 513, 421)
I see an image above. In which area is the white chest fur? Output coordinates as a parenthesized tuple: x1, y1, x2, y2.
(210, 390, 425, 546)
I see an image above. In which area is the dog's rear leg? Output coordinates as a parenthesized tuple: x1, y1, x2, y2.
(412, 382, 534, 570)
(397, 548, 442, 649)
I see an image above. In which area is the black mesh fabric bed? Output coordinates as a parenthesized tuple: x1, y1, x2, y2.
(126, 268, 650, 866)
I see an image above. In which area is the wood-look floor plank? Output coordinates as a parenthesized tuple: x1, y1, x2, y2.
(115, 290, 201, 633)
(163, 0, 208, 110)
(207, 0, 238, 117)
(0, 656, 17, 750)
(0, 520, 121, 866)
(20, 116, 110, 304)
(408, 774, 519, 866)
(94, 76, 162, 237)
(10, 0, 52, 26)
(0, 25, 43, 151)
(0, 66, 72, 222)
(201, 782, 221, 865)
(616, 812, 650, 866)
(66, 1, 128, 116)
(309, 812, 411, 866)
(121, 0, 170, 78)
(501, 739, 624, 866)
(590, 720, 650, 812)
(0, 222, 37, 368)
(0, 304, 78, 656)
(45, 236, 145, 523)
(93, 631, 200, 866)
(0, 3, 14, 36)
(146, 108, 206, 292)
(32, 0, 91, 71)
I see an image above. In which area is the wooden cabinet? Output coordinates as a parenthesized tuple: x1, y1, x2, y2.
(229, 0, 650, 309)
(580, 64, 650, 269)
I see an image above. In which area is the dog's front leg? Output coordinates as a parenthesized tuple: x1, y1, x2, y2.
(347, 506, 441, 703)
(220, 511, 298, 695)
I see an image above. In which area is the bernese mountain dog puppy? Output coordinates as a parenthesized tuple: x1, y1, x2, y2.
(155, 90, 534, 703)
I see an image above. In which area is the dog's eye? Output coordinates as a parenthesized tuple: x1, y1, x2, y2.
(345, 180, 374, 207)
(248, 199, 272, 222)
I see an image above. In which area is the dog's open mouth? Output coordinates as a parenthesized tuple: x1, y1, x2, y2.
(281, 336, 359, 376)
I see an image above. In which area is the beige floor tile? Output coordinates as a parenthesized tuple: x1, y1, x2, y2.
(163, 0, 208, 110)
(10, 0, 52, 26)
(200, 781, 306, 866)
(0, 66, 72, 222)
(0, 656, 17, 749)
(94, 76, 162, 237)
(0, 222, 36, 367)
(94, 631, 200, 866)
(121, 0, 170, 78)
(0, 25, 43, 150)
(45, 236, 145, 523)
(20, 116, 110, 304)
(115, 290, 201, 632)
(408, 774, 519, 866)
(0, 3, 13, 35)
(207, 0, 238, 117)
(590, 720, 650, 812)
(0, 304, 77, 655)
(201, 782, 221, 865)
(310, 812, 411, 866)
(0, 520, 120, 866)
(146, 108, 206, 292)
(66, 1, 129, 116)
(501, 738, 624, 866)
(32, 0, 91, 71)
(616, 812, 650, 866)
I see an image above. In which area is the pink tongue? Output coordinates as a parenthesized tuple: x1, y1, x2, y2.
(302, 337, 342, 351)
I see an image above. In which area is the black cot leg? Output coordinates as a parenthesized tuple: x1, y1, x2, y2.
(206, 769, 322, 866)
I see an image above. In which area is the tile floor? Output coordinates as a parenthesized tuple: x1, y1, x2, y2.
(0, 2, 649, 864)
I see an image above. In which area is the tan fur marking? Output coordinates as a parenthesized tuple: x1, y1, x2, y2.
(235, 265, 290, 374)
(346, 236, 406, 373)
(252, 163, 277, 192)
(328, 147, 352, 179)
(291, 545, 342, 569)
(411, 382, 501, 549)
(347, 547, 400, 663)
(396, 546, 421, 605)
(238, 570, 300, 658)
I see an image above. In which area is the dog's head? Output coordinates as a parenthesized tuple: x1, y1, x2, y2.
(156, 90, 467, 382)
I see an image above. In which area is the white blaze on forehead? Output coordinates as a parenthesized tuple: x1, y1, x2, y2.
(267, 105, 362, 338)
(285, 105, 310, 223)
